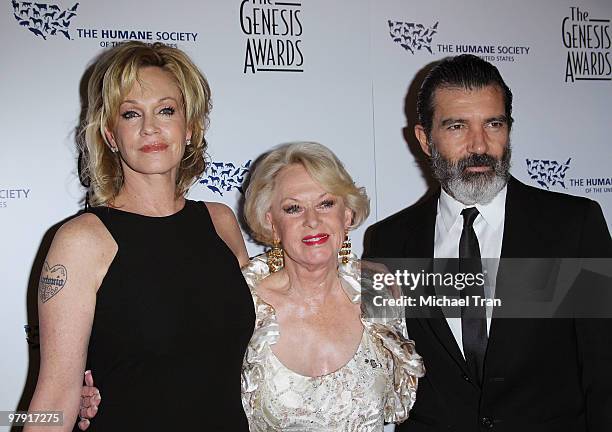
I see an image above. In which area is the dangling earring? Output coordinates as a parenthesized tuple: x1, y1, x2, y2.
(186, 139, 191, 146)
(267, 239, 284, 272)
(339, 231, 351, 264)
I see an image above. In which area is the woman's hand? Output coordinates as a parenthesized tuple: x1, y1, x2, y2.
(78, 370, 101, 430)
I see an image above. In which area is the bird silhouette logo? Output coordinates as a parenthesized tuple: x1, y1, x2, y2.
(11, 1, 79, 40)
(388, 20, 439, 54)
(199, 160, 251, 196)
(525, 158, 572, 190)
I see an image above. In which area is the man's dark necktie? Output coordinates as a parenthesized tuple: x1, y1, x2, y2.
(459, 207, 488, 386)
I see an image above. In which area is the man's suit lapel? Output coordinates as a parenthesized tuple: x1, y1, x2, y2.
(406, 190, 473, 378)
(401, 190, 437, 258)
(426, 312, 473, 378)
(499, 176, 532, 259)
(488, 177, 539, 360)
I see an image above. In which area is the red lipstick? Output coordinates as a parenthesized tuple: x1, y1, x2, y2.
(302, 233, 330, 246)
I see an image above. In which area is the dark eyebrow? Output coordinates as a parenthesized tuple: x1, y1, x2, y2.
(440, 118, 467, 127)
(485, 115, 508, 123)
(439, 115, 508, 127)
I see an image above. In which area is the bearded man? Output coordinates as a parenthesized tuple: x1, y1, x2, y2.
(364, 54, 612, 432)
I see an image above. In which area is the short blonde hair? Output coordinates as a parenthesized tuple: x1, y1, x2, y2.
(80, 41, 211, 206)
(244, 142, 370, 245)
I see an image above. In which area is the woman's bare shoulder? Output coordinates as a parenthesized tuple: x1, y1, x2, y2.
(49, 213, 117, 270)
(55, 213, 113, 247)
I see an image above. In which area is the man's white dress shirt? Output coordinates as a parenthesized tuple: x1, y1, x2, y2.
(433, 186, 507, 356)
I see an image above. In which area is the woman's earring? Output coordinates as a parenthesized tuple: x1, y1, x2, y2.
(339, 231, 351, 264)
(338, 231, 351, 264)
(186, 139, 191, 146)
(110, 146, 118, 153)
(267, 239, 284, 273)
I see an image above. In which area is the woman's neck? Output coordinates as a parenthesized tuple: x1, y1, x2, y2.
(282, 258, 340, 306)
(111, 170, 183, 216)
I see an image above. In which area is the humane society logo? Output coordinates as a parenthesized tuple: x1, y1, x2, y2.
(10, 0, 200, 47)
(526, 158, 572, 189)
(526, 158, 612, 194)
(388, 18, 531, 63)
(0, 187, 31, 208)
(11, 1, 79, 40)
(199, 160, 251, 196)
(388, 20, 439, 54)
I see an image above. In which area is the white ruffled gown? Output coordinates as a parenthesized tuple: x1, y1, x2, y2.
(240, 255, 425, 431)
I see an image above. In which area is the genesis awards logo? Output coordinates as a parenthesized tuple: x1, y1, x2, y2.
(526, 158, 612, 195)
(11, 1, 79, 40)
(562, 6, 611, 82)
(199, 160, 251, 196)
(388, 21, 439, 54)
(240, 0, 303, 73)
(388, 18, 531, 63)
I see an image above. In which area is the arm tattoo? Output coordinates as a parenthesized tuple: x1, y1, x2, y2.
(39, 261, 68, 303)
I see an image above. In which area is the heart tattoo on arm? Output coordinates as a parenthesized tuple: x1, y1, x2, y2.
(39, 261, 68, 303)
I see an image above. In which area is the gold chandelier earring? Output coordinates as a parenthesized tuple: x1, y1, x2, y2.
(267, 238, 284, 272)
(338, 231, 351, 264)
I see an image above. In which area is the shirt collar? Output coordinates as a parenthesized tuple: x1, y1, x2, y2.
(438, 184, 507, 233)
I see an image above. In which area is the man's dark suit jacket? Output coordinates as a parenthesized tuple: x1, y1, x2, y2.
(363, 176, 612, 432)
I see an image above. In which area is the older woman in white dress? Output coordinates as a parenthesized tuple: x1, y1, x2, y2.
(240, 142, 424, 431)
(79, 142, 424, 431)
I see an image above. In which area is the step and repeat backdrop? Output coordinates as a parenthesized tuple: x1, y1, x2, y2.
(1, 0, 610, 426)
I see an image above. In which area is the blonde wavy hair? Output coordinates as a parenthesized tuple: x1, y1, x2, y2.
(80, 41, 211, 206)
(244, 142, 370, 245)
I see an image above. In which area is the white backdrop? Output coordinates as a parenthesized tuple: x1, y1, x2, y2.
(1, 0, 611, 429)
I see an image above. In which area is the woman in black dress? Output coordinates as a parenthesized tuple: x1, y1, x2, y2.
(26, 42, 254, 431)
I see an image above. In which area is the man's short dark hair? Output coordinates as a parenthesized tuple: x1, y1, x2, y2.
(417, 54, 514, 136)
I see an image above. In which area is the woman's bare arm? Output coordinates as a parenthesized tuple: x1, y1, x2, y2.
(25, 214, 115, 432)
(206, 202, 250, 267)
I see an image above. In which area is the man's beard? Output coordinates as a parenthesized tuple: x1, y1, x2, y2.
(429, 141, 512, 205)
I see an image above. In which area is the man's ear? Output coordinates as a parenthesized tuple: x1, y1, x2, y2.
(414, 124, 431, 156)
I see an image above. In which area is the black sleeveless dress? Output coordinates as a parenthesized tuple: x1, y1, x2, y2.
(77, 200, 254, 431)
